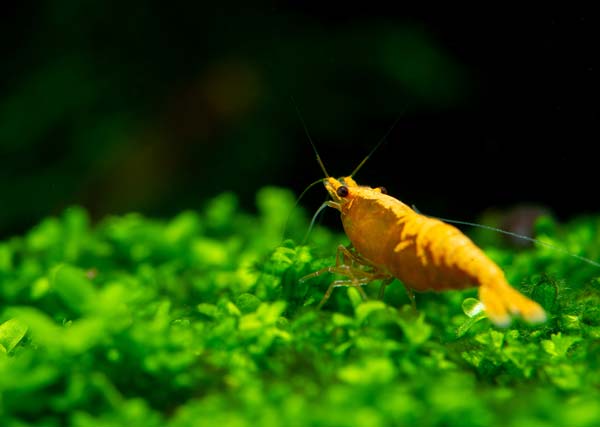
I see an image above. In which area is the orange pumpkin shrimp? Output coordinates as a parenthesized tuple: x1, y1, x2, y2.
(291, 102, 545, 327)
(301, 174, 547, 327)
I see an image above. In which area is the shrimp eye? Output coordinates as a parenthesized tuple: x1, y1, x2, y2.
(337, 185, 349, 197)
(378, 186, 388, 194)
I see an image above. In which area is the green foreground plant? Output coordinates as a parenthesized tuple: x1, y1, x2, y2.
(1, 188, 600, 427)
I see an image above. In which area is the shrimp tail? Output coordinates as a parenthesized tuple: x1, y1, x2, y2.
(478, 281, 547, 327)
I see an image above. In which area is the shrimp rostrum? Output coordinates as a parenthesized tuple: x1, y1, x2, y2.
(302, 175, 547, 327)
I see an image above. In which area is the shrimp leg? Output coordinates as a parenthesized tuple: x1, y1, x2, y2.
(301, 245, 393, 308)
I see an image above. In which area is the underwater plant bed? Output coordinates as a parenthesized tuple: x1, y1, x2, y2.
(1, 188, 600, 427)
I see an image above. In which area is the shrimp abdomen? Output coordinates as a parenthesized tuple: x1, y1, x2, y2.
(342, 196, 546, 326)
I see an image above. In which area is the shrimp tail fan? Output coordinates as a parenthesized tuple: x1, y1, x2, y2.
(478, 282, 547, 327)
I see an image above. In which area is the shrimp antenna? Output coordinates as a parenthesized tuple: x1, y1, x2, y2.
(436, 216, 600, 268)
(350, 110, 405, 178)
(291, 97, 330, 178)
(280, 178, 326, 241)
(302, 200, 330, 244)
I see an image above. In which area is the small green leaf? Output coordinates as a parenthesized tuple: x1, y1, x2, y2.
(456, 311, 487, 338)
(0, 243, 12, 271)
(347, 286, 364, 309)
(542, 332, 581, 359)
(544, 364, 582, 390)
(191, 239, 229, 266)
(164, 211, 201, 245)
(0, 318, 28, 353)
(204, 192, 238, 231)
(354, 300, 387, 324)
(197, 303, 220, 319)
(397, 310, 432, 346)
(62, 318, 106, 354)
(475, 329, 505, 351)
(51, 264, 97, 315)
(332, 313, 354, 327)
(239, 301, 287, 332)
(338, 358, 396, 385)
(235, 293, 262, 314)
(7, 307, 62, 350)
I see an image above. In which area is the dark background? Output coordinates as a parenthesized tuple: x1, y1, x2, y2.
(1, 3, 597, 238)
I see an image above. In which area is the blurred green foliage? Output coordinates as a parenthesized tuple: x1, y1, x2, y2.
(1, 187, 600, 426)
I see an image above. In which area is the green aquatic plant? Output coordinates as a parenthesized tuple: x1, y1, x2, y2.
(1, 187, 600, 426)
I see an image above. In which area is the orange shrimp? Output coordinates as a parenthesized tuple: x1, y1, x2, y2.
(290, 100, 546, 327)
(302, 175, 547, 327)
